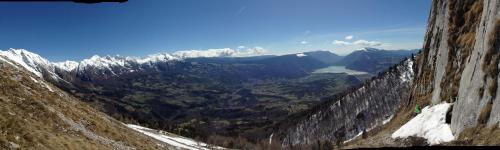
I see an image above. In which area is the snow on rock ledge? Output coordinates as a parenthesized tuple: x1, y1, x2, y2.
(391, 102, 454, 145)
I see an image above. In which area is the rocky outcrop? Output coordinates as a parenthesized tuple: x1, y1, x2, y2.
(412, 0, 499, 135)
(278, 58, 414, 145)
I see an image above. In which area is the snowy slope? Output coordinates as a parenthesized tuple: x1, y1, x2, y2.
(0, 48, 235, 76)
(391, 102, 455, 145)
(0, 48, 71, 81)
(0, 48, 314, 79)
(53, 60, 79, 71)
(0, 49, 52, 77)
(0, 49, 180, 78)
(126, 124, 225, 150)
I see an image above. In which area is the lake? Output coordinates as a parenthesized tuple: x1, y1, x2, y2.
(313, 66, 369, 75)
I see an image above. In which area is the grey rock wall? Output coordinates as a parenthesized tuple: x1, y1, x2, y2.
(452, 0, 499, 134)
(413, 0, 499, 135)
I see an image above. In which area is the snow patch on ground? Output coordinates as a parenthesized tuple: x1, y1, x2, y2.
(343, 114, 395, 144)
(29, 76, 54, 92)
(0, 56, 18, 68)
(296, 53, 306, 57)
(343, 131, 363, 143)
(391, 102, 454, 145)
(382, 115, 394, 125)
(29, 77, 39, 83)
(41, 82, 54, 92)
(126, 124, 224, 150)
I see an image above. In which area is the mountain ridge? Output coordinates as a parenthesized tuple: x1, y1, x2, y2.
(0, 48, 418, 78)
(0, 47, 419, 148)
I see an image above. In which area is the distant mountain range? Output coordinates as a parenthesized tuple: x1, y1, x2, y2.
(336, 48, 419, 73)
(0, 47, 417, 144)
(0, 47, 417, 79)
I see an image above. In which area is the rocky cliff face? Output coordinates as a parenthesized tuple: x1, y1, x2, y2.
(278, 58, 414, 145)
(278, 0, 499, 146)
(412, 0, 499, 135)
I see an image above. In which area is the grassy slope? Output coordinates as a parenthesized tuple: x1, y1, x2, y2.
(0, 60, 171, 149)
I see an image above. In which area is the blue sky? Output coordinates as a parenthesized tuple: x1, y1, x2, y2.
(0, 0, 431, 61)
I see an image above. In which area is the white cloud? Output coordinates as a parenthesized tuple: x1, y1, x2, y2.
(300, 41, 308, 45)
(332, 40, 351, 46)
(332, 39, 384, 47)
(352, 40, 383, 46)
(380, 43, 392, 47)
(172, 47, 266, 58)
(345, 35, 354, 40)
(239, 47, 266, 56)
(173, 48, 236, 58)
(238, 46, 246, 49)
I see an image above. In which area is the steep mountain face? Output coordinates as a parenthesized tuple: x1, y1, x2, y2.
(412, 0, 499, 136)
(338, 48, 419, 74)
(328, 0, 500, 147)
(276, 58, 415, 145)
(277, 0, 500, 147)
(0, 53, 176, 149)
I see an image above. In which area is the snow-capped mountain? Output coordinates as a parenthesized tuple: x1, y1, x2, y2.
(0, 49, 62, 80)
(0, 49, 183, 81)
(0, 49, 50, 77)
(0, 47, 416, 82)
(0, 48, 268, 81)
(72, 53, 180, 72)
(0, 48, 325, 81)
(53, 60, 79, 71)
